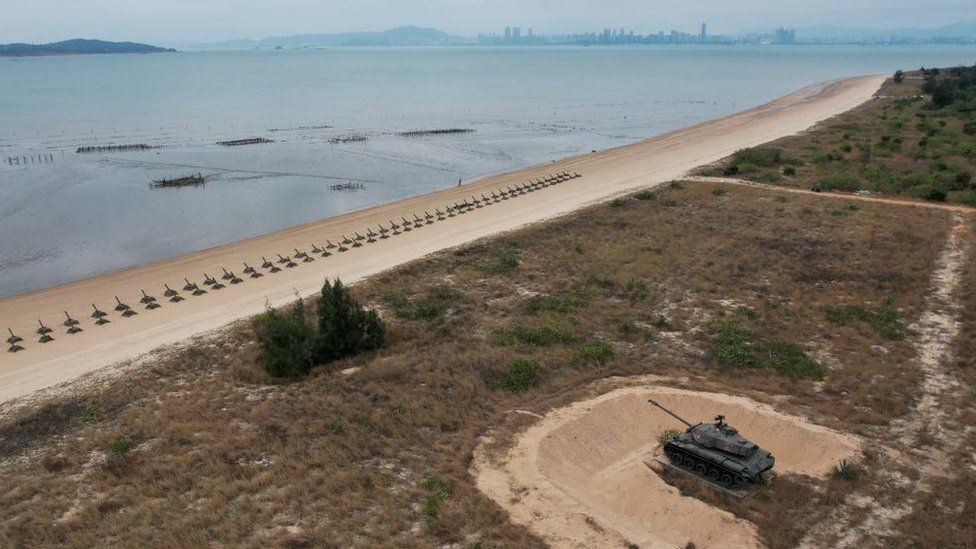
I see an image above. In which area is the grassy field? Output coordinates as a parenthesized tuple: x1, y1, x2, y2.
(0, 180, 969, 547)
(700, 68, 976, 207)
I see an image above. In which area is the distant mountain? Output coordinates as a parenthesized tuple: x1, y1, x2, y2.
(190, 26, 463, 50)
(796, 21, 976, 41)
(0, 39, 175, 57)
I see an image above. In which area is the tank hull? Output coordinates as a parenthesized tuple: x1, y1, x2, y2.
(662, 439, 774, 486)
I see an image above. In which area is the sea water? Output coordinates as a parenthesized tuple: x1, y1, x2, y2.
(1, 44, 974, 296)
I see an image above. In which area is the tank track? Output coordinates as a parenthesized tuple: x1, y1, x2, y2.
(662, 444, 748, 487)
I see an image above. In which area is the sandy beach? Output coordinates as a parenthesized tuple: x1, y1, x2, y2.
(0, 74, 884, 405)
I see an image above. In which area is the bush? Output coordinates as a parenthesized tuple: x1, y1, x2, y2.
(496, 358, 541, 391)
(523, 289, 589, 314)
(908, 184, 947, 202)
(964, 121, 976, 136)
(383, 284, 467, 321)
(420, 475, 455, 532)
(953, 171, 972, 188)
(253, 279, 386, 378)
(253, 300, 317, 378)
(578, 340, 614, 363)
(634, 189, 657, 201)
(711, 321, 823, 380)
(894, 70, 904, 84)
(483, 246, 520, 274)
(315, 279, 385, 363)
(498, 324, 574, 346)
(108, 435, 135, 456)
(731, 147, 783, 167)
(79, 403, 105, 424)
(822, 299, 905, 340)
(959, 190, 976, 206)
(783, 166, 796, 176)
(817, 173, 861, 191)
(832, 459, 864, 482)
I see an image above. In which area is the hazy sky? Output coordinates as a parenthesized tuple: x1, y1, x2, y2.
(2, 0, 972, 45)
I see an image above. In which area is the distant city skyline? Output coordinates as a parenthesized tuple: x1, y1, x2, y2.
(2, 0, 976, 45)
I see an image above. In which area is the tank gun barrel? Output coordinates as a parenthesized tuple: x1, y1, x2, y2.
(648, 399, 693, 428)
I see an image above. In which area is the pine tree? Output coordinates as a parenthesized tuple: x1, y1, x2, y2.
(253, 300, 316, 377)
(315, 279, 386, 362)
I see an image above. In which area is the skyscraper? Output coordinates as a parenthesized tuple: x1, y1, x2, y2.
(700, 23, 707, 42)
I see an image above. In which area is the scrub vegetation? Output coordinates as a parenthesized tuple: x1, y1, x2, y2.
(0, 179, 969, 545)
(707, 66, 976, 207)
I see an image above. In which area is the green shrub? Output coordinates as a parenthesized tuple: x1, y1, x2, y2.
(711, 187, 728, 196)
(79, 403, 105, 424)
(498, 324, 574, 346)
(731, 147, 783, 167)
(483, 246, 520, 274)
(817, 173, 861, 191)
(964, 121, 976, 136)
(253, 300, 317, 378)
(420, 475, 455, 532)
(735, 162, 760, 175)
(108, 435, 135, 456)
(496, 358, 541, 391)
(634, 189, 657, 201)
(822, 299, 905, 340)
(523, 289, 589, 314)
(908, 184, 947, 202)
(383, 285, 467, 320)
(832, 459, 864, 482)
(954, 171, 972, 188)
(894, 70, 904, 84)
(711, 322, 823, 380)
(315, 279, 386, 363)
(578, 340, 614, 363)
(783, 166, 796, 176)
(959, 190, 976, 206)
(625, 278, 649, 301)
(254, 279, 386, 378)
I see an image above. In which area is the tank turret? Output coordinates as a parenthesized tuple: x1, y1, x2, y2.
(648, 399, 774, 487)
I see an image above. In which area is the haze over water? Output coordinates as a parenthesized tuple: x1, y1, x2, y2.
(1, 44, 974, 296)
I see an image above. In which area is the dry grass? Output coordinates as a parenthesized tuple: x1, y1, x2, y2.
(0, 181, 962, 547)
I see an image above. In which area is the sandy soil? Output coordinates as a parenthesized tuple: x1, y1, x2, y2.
(0, 75, 884, 405)
(472, 385, 861, 549)
(799, 213, 972, 548)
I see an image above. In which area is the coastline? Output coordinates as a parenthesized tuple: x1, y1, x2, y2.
(0, 74, 885, 405)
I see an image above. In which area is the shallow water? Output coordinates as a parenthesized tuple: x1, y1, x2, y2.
(1, 45, 974, 296)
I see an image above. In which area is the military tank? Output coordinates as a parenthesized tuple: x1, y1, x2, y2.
(648, 399, 774, 487)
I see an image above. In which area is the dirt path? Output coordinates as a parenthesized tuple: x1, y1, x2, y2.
(798, 213, 971, 548)
(685, 176, 976, 214)
(0, 75, 885, 406)
(472, 384, 861, 549)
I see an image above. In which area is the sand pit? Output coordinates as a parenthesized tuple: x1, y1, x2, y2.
(473, 385, 860, 548)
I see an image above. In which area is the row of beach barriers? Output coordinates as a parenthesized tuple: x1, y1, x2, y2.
(6, 171, 581, 353)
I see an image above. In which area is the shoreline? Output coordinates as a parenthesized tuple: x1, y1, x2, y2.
(0, 74, 885, 404)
